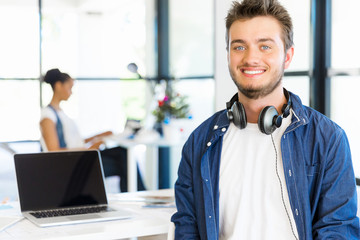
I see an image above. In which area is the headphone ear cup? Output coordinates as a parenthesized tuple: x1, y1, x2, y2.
(258, 106, 279, 135)
(226, 110, 234, 122)
(231, 101, 247, 129)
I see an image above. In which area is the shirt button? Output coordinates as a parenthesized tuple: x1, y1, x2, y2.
(209, 216, 212, 218)
(207, 142, 212, 147)
(205, 179, 208, 182)
(214, 125, 218, 130)
(221, 128, 226, 132)
(295, 209, 299, 216)
(289, 170, 292, 177)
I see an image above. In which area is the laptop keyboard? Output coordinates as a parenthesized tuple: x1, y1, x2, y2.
(30, 206, 110, 218)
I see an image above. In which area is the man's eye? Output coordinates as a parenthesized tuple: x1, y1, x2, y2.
(235, 46, 245, 51)
(261, 45, 270, 50)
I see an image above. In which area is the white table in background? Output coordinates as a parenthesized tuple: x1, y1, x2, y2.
(0, 189, 176, 240)
(105, 135, 184, 192)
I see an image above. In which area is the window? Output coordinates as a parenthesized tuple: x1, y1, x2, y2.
(169, 0, 214, 77)
(41, 0, 154, 137)
(281, 0, 310, 72)
(0, 0, 39, 78)
(283, 76, 310, 106)
(42, 0, 151, 78)
(0, 0, 39, 141)
(0, 0, 155, 141)
(280, 0, 311, 107)
(0, 81, 40, 141)
(1, 0, 215, 142)
(331, 0, 360, 177)
(169, 0, 215, 127)
(331, 0, 360, 69)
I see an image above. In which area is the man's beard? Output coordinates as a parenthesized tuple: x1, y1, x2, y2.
(229, 64, 285, 100)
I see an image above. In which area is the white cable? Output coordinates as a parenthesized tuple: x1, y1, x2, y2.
(271, 134, 298, 240)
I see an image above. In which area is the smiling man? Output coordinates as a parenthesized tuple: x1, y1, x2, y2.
(171, 0, 359, 239)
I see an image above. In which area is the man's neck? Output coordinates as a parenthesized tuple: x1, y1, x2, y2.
(238, 87, 287, 123)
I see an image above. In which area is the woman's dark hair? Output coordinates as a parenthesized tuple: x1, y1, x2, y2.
(43, 68, 71, 89)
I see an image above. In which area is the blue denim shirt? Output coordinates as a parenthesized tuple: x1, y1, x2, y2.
(171, 92, 359, 240)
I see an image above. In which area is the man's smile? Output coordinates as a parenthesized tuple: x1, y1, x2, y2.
(240, 68, 266, 77)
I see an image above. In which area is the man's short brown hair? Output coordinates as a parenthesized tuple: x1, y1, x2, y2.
(225, 0, 294, 51)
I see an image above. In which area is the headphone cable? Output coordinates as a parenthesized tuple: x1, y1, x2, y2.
(271, 134, 298, 240)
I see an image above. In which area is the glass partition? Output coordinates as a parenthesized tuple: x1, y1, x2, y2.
(41, 0, 152, 78)
(0, 0, 39, 78)
(331, 76, 360, 177)
(331, 0, 360, 177)
(332, 0, 360, 69)
(169, 0, 214, 77)
(283, 76, 310, 106)
(281, 0, 311, 72)
(0, 80, 40, 141)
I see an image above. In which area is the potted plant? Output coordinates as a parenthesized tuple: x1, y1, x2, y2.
(152, 85, 191, 141)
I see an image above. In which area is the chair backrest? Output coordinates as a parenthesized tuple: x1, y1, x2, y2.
(39, 138, 48, 152)
(0, 143, 16, 155)
(357, 186, 360, 218)
(167, 222, 175, 240)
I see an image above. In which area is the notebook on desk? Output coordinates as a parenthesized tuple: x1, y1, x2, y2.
(14, 150, 133, 227)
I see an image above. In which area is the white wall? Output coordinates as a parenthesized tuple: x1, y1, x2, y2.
(214, 0, 237, 111)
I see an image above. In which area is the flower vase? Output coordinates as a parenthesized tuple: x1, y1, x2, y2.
(162, 118, 193, 143)
(153, 121, 163, 136)
(162, 119, 182, 143)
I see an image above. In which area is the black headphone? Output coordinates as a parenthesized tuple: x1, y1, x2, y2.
(226, 88, 292, 135)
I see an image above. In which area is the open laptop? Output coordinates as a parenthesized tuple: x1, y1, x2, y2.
(14, 150, 133, 227)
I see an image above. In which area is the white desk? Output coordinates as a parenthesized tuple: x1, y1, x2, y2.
(0, 189, 176, 240)
(105, 135, 184, 192)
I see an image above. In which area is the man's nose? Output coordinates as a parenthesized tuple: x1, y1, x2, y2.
(242, 48, 261, 65)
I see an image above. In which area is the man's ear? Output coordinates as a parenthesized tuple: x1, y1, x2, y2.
(284, 46, 294, 70)
(227, 45, 231, 63)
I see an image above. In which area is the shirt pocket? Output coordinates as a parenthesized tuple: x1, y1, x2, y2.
(306, 164, 320, 199)
(306, 164, 320, 177)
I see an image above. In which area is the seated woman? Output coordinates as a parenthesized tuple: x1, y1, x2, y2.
(40, 68, 145, 192)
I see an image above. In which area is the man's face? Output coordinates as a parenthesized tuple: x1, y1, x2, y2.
(227, 16, 294, 100)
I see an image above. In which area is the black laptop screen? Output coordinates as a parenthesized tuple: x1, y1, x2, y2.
(14, 150, 108, 211)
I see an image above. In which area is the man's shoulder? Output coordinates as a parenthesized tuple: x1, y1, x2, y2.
(302, 104, 342, 131)
(186, 110, 228, 143)
(290, 93, 345, 138)
(193, 110, 227, 133)
(290, 91, 340, 128)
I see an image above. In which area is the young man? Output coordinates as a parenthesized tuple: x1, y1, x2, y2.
(171, 0, 359, 239)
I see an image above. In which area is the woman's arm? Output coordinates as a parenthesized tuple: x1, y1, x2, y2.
(40, 118, 62, 151)
(41, 118, 111, 151)
(84, 131, 113, 143)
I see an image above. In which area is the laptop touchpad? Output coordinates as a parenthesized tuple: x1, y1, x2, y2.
(68, 214, 102, 221)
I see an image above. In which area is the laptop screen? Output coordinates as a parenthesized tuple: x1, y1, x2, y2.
(14, 150, 108, 212)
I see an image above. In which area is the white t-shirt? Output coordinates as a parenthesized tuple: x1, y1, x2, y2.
(40, 106, 85, 151)
(219, 110, 298, 240)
